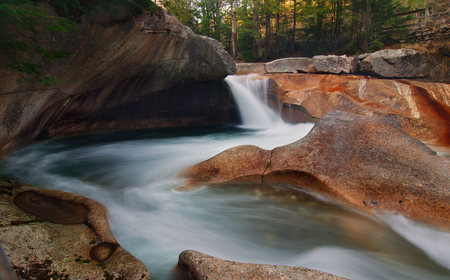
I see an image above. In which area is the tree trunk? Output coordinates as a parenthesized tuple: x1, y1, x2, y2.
(292, 0, 296, 44)
(231, 0, 238, 58)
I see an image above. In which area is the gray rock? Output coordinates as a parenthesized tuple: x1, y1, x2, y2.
(312, 55, 353, 74)
(359, 48, 429, 78)
(177, 250, 348, 280)
(357, 53, 370, 61)
(265, 57, 315, 73)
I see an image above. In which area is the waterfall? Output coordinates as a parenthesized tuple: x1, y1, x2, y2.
(225, 74, 282, 129)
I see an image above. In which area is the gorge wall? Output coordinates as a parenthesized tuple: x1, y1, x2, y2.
(0, 2, 237, 156)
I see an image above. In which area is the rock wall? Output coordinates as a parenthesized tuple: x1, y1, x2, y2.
(0, 3, 237, 156)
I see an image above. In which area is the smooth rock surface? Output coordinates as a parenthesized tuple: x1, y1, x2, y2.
(265, 57, 316, 73)
(0, 178, 150, 279)
(0, 4, 236, 156)
(180, 111, 450, 229)
(177, 250, 348, 280)
(312, 55, 353, 74)
(360, 49, 428, 78)
(256, 73, 450, 146)
(179, 145, 271, 188)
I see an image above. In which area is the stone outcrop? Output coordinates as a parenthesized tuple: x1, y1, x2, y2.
(236, 48, 449, 82)
(265, 57, 315, 73)
(0, 178, 150, 279)
(312, 55, 353, 74)
(176, 250, 348, 280)
(251, 73, 450, 147)
(359, 49, 429, 78)
(180, 111, 450, 230)
(0, 3, 237, 157)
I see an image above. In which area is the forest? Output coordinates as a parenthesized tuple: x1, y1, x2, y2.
(0, 0, 433, 83)
(160, 0, 427, 60)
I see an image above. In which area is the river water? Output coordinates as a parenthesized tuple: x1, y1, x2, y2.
(0, 75, 449, 280)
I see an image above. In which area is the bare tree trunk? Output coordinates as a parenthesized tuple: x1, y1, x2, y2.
(231, 0, 238, 58)
(292, 0, 297, 44)
(265, 12, 271, 60)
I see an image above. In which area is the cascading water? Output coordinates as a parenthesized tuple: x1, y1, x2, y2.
(0, 75, 449, 280)
(225, 74, 282, 129)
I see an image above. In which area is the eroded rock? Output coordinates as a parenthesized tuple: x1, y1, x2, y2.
(0, 178, 150, 279)
(0, 4, 237, 157)
(176, 250, 348, 280)
(265, 58, 316, 73)
(179, 145, 271, 188)
(180, 111, 450, 229)
(360, 49, 429, 78)
(312, 55, 353, 74)
(257, 73, 450, 146)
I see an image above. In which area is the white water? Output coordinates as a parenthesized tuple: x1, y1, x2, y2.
(225, 75, 282, 129)
(1, 75, 449, 280)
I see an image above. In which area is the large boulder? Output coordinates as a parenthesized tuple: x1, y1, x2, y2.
(256, 73, 450, 147)
(265, 58, 315, 73)
(176, 250, 348, 280)
(180, 111, 450, 229)
(359, 49, 428, 78)
(0, 178, 151, 279)
(312, 55, 353, 74)
(0, 4, 237, 156)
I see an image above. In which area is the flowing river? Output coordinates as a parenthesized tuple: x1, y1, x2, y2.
(1, 75, 449, 280)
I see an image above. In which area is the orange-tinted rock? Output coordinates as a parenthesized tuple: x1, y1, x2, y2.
(259, 73, 450, 147)
(14, 191, 88, 225)
(179, 145, 271, 189)
(177, 250, 348, 280)
(180, 111, 450, 229)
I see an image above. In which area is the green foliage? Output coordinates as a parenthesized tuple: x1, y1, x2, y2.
(133, 0, 158, 13)
(161, 0, 416, 60)
(367, 39, 384, 52)
(0, 0, 76, 85)
(0, 0, 158, 86)
(161, 0, 198, 31)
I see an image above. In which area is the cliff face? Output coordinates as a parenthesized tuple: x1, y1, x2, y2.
(0, 4, 237, 156)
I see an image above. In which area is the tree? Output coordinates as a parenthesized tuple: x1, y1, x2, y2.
(231, 0, 238, 57)
(160, 0, 413, 60)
